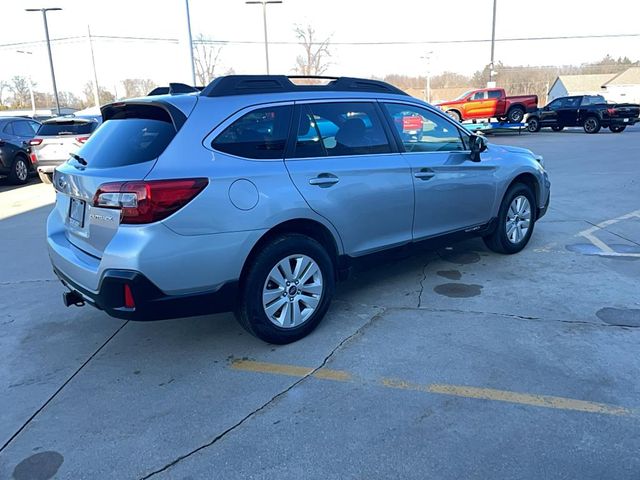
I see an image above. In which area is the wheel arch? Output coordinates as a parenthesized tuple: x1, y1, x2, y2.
(13, 151, 33, 171)
(240, 218, 344, 284)
(446, 108, 463, 121)
(507, 172, 540, 208)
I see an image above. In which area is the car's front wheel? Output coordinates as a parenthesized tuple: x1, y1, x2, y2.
(236, 234, 335, 344)
(483, 183, 536, 254)
(526, 117, 541, 132)
(445, 110, 461, 122)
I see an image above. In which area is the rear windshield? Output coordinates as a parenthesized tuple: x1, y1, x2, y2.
(38, 121, 98, 136)
(77, 118, 176, 168)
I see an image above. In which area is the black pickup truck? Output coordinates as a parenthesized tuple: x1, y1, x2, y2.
(526, 95, 640, 133)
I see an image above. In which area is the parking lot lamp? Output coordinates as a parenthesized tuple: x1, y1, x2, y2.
(25, 7, 62, 115)
(245, 1, 283, 74)
(488, 0, 497, 84)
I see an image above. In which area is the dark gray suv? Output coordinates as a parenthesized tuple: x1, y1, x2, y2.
(0, 117, 40, 184)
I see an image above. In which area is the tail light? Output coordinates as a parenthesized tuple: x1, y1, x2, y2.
(123, 284, 135, 309)
(29, 138, 43, 146)
(30, 152, 38, 164)
(607, 107, 617, 116)
(75, 136, 90, 144)
(92, 178, 208, 224)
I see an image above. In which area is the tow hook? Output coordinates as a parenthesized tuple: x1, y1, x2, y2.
(63, 290, 85, 307)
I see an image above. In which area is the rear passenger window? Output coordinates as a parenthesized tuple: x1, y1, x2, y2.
(293, 102, 391, 158)
(212, 106, 292, 159)
(383, 103, 466, 152)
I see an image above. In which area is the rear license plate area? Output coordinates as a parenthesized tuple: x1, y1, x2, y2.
(69, 197, 86, 227)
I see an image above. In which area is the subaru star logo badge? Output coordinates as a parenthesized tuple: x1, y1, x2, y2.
(57, 175, 67, 190)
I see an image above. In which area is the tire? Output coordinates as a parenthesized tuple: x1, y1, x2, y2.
(609, 125, 626, 133)
(497, 116, 508, 123)
(526, 117, 541, 132)
(236, 234, 335, 344)
(483, 183, 537, 255)
(38, 170, 52, 184)
(8, 156, 30, 185)
(551, 126, 564, 132)
(445, 110, 461, 122)
(583, 116, 601, 134)
(507, 106, 525, 123)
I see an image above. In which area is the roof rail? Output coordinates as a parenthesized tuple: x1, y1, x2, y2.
(147, 83, 204, 96)
(200, 75, 408, 97)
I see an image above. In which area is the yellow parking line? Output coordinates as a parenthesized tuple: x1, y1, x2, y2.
(231, 359, 351, 382)
(232, 360, 633, 417)
(382, 378, 632, 416)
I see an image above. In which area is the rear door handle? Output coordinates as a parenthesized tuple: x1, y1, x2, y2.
(309, 173, 339, 187)
(414, 169, 436, 180)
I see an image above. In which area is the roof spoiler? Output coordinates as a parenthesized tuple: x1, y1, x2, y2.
(147, 83, 204, 96)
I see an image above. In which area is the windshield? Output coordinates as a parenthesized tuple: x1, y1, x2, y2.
(453, 90, 473, 101)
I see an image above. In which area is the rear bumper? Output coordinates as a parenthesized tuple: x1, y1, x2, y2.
(54, 266, 238, 320)
(607, 118, 638, 127)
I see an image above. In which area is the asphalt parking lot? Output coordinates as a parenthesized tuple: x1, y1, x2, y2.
(1, 125, 639, 479)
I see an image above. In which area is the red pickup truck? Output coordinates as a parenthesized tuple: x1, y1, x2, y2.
(436, 88, 538, 123)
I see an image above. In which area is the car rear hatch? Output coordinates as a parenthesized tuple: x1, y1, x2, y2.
(52, 101, 191, 259)
(31, 119, 98, 166)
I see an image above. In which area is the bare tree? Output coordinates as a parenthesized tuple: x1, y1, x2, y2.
(294, 25, 331, 78)
(193, 35, 224, 86)
(83, 82, 115, 106)
(0, 80, 9, 107)
(8, 76, 33, 108)
(121, 78, 157, 98)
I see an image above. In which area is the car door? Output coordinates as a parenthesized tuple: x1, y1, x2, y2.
(557, 97, 580, 126)
(540, 98, 563, 126)
(381, 102, 497, 240)
(465, 91, 488, 119)
(284, 101, 414, 256)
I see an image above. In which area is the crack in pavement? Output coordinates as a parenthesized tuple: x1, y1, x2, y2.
(583, 220, 640, 248)
(416, 262, 429, 308)
(0, 320, 129, 454)
(140, 307, 387, 479)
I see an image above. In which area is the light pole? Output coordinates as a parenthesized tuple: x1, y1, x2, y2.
(245, 0, 282, 74)
(87, 25, 101, 108)
(488, 0, 497, 85)
(25, 7, 62, 115)
(184, 0, 196, 86)
(421, 51, 433, 104)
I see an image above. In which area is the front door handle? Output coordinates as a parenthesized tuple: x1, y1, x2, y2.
(414, 169, 436, 180)
(309, 173, 339, 187)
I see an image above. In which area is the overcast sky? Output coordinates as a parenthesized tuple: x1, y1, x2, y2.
(1, 0, 639, 97)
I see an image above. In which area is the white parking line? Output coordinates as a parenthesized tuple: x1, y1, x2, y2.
(578, 209, 640, 258)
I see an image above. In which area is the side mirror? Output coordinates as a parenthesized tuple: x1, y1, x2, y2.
(543, 105, 550, 111)
(469, 134, 488, 162)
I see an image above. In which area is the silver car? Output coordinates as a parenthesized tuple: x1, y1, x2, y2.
(30, 116, 100, 184)
(47, 75, 550, 344)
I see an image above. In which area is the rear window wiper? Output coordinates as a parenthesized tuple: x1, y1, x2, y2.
(70, 153, 87, 166)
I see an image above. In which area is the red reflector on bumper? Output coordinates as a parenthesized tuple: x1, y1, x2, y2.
(124, 284, 135, 309)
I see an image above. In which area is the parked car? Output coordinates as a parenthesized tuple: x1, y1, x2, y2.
(435, 88, 539, 124)
(30, 116, 101, 184)
(47, 75, 550, 344)
(526, 95, 640, 133)
(0, 117, 40, 184)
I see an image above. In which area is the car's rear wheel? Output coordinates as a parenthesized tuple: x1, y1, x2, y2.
(236, 234, 335, 344)
(8, 156, 29, 185)
(507, 106, 525, 123)
(551, 126, 564, 132)
(483, 183, 536, 254)
(609, 125, 626, 133)
(583, 116, 601, 134)
(526, 117, 541, 132)
(445, 110, 461, 122)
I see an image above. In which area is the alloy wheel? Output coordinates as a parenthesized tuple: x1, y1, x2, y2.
(505, 195, 531, 244)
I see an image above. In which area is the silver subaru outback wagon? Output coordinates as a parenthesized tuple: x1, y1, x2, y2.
(48, 76, 550, 344)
